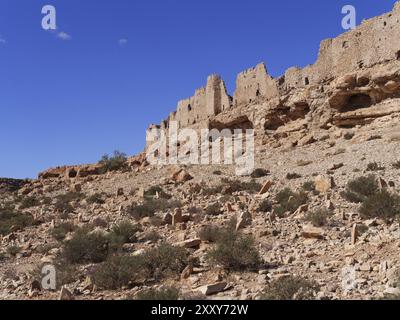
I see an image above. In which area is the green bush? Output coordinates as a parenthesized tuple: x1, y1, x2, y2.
(359, 190, 400, 222)
(7, 245, 21, 257)
(55, 192, 83, 214)
(0, 210, 35, 236)
(109, 220, 140, 247)
(257, 199, 273, 213)
(51, 222, 76, 241)
(205, 203, 223, 216)
(98, 150, 128, 173)
(94, 255, 145, 289)
(342, 175, 379, 203)
(301, 181, 315, 192)
(62, 228, 110, 264)
(274, 188, 308, 217)
(20, 196, 40, 209)
(143, 243, 189, 280)
(221, 178, 262, 194)
(305, 209, 330, 227)
(206, 220, 261, 270)
(286, 172, 302, 180)
(87, 193, 106, 205)
(261, 275, 319, 300)
(343, 132, 355, 140)
(198, 225, 220, 242)
(129, 199, 181, 220)
(136, 287, 180, 300)
(251, 168, 269, 179)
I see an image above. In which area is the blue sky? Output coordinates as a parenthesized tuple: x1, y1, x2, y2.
(0, 0, 397, 178)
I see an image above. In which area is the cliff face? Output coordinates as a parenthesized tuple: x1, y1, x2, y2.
(148, 2, 400, 148)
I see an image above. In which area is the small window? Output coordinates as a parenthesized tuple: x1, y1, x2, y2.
(305, 77, 310, 85)
(188, 104, 192, 112)
(396, 50, 400, 61)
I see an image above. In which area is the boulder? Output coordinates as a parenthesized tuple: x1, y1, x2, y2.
(176, 238, 201, 249)
(197, 282, 227, 296)
(259, 180, 273, 195)
(301, 226, 324, 239)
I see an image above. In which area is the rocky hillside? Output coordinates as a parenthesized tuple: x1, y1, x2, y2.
(1, 3, 400, 301)
(1, 116, 400, 300)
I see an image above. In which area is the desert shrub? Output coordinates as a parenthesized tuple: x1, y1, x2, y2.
(205, 203, 223, 216)
(286, 173, 302, 180)
(202, 185, 224, 196)
(144, 186, 171, 200)
(344, 131, 355, 140)
(274, 188, 308, 217)
(366, 162, 385, 172)
(6, 245, 21, 257)
(341, 175, 379, 203)
(109, 220, 140, 247)
(20, 196, 40, 209)
(261, 275, 319, 300)
(142, 230, 161, 243)
(221, 178, 262, 194)
(55, 192, 83, 214)
(87, 193, 106, 205)
(0, 210, 35, 236)
(301, 181, 315, 192)
(98, 150, 128, 173)
(94, 255, 145, 290)
(41, 197, 52, 205)
(129, 199, 181, 220)
(257, 199, 273, 213)
(51, 222, 76, 241)
(62, 228, 110, 264)
(305, 209, 331, 227)
(206, 221, 261, 270)
(359, 190, 400, 222)
(198, 225, 220, 242)
(251, 168, 269, 178)
(136, 287, 180, 300)
(393, 161, 400, 170)
(142, 243, 189, 280)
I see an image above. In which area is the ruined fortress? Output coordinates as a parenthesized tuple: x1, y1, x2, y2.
(147, 2, 400, 148)
(39, 2, 400, 179)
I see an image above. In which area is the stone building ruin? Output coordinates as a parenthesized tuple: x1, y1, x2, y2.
(147, 2, 400, 148)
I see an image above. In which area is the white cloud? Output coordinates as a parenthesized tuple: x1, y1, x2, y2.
(0, 36, 6, 45)
(118, 38, 128, 47)
(57, 31, 71, 40)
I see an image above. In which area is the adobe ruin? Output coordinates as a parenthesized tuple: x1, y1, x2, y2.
(147, 1, 400, 147)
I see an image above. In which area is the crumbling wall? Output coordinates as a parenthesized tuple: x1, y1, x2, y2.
(233, 63, 279, 106)
(169, 75, 232, 129)
(147, 1, 400, 137)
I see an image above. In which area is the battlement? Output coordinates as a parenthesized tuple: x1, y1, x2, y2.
(148, 1, 400, 137)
